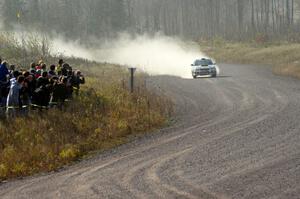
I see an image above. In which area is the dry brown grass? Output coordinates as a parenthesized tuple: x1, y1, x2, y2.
(201, 40, 300, 78)
(0, 33, 173, 180)
(0, 71, 173, 180)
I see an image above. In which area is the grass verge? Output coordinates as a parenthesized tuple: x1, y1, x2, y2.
(200, 40, 300, 78)
(0, 64, 173, 181)
(0, 33, 173, 180)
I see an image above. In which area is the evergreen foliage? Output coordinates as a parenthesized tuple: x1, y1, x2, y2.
(1, 0, 299, 41)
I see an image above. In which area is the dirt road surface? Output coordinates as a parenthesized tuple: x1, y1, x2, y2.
(1, 64, 299, 199)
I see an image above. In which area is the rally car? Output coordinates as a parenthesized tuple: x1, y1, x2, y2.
(191, 58, 217, 78)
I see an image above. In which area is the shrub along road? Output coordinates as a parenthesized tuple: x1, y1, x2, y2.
(0, 64, 299, 199)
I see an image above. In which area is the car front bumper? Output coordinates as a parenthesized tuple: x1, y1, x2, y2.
(193, 69, 216, 76)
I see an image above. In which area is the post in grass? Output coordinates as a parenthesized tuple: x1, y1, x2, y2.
(128, 67, 136, 93)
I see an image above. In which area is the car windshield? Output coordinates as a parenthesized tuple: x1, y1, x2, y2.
(194, 59, 213, 66)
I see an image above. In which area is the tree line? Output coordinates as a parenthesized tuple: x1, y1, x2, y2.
(1, 0, 299, 42)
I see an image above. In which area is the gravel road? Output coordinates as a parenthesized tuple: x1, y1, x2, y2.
(1, 64, 299, 199)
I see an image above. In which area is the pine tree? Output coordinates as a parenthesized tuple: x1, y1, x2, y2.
(110, 0, 128, 33)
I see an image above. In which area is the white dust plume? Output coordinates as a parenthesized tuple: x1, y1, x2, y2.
(52, 34, 207, 79)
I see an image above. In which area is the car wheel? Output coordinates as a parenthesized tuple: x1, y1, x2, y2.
(211, 73, 217, 78)
(193, 75, 197, 79)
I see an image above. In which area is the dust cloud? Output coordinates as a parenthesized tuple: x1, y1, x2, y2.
(5, 30, 209, 78)
(52, 34, 207, 79)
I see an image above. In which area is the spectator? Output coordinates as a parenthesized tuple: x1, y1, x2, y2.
(50, 77, 67, 108)
(10, 71, 20, 86)
(48, 64, 57, 77)
(36, 71, 49, 88)
(1, 58, 84, 115)
(23, 71, 30, 78)
(0, 61, 10, 109)
(0, 61, 9, 82)
(72, 70, 85, 95)
(6, 75, 25, 116)
(41, 63, 47, 72)
(66, 70, 74, 98)
(26, 74, 36, 101)
(9, 65, 15, 78)
(32, 84, 51, 108)
(30, 62, 36, 73)
(57, 59, 64, 75)
(20, 76, 31, 114)
(37, 63, 47, 78)
(36, 60, 43, 70)
(61, 63, 71, 76)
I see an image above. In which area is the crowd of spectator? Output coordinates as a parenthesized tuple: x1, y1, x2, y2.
(0, 58, 85, 117)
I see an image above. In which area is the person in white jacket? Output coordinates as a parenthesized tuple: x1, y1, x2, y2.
(6, 75, 25, 117)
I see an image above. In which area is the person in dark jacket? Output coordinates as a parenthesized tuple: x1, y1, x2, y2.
(50, 77, 67, 109)
(32, 84, 51, 108)
(25, 74, 36, 102)
(48, 64, 57, 77)
(0, 61, 9, 82)
(66, 70, 74, 98)
(61, 63, 71, 76)
(20, 76, 31, 115)
(36, 71, 49, 88)
(72, 70, 85, 95)
(32, 71, 50, 108)
(0, 64, 14, 107)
